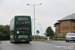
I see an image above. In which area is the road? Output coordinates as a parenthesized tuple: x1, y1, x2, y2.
(0, 41, 75, 50)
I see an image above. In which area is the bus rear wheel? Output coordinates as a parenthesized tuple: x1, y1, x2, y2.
(10, 41, 13, 43)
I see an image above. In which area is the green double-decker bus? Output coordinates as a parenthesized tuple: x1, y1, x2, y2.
(10, 15, 32, 43)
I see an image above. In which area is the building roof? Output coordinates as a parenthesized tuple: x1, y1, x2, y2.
(54, 21, 60, 25)
(54, 13, 75, 27)
(58, 13, 75, 21)
(54, 21, 60, 27)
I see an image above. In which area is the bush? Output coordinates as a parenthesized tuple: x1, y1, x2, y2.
(57, 36, 65, 38)
(52, 38, 65, 40)
(52, 36, 65, 41)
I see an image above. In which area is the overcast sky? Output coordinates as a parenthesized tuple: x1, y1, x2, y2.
(0, 0, 75, 35)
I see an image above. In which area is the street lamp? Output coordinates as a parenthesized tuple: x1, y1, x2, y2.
(38, 24, 42, 39)
(27, 3, 42, 39)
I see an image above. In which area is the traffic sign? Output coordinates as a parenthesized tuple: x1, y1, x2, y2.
(58, 33, 61, 35)
(36, 30, 40, 34)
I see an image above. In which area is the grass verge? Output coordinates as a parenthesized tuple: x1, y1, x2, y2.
(0, 40, 10, 41)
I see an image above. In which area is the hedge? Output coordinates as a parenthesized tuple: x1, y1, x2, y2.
(52, 38, 65, 40)
(57, 36, 65, 38)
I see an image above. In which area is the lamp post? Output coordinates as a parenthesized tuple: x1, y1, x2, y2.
(38, 24, 42, 39)
(27, 3, 42, 39)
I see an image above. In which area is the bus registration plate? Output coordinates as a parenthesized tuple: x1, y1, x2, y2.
(21, 40, 25, 41)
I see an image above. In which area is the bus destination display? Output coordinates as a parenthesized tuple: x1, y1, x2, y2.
(17, 17, 28, 21)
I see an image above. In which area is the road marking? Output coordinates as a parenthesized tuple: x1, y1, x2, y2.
(54, 46, 74, 49)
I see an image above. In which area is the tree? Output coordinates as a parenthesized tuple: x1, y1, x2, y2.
(0, 25, 10, 40)
(46, 26, 54, 38)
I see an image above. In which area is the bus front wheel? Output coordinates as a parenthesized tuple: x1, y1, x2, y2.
(10, 41, 13, 43)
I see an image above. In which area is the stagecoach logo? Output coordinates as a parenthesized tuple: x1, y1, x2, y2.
(17, 31, 19, 34)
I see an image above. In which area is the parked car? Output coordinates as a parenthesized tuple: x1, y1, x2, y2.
(65, 33, 75, 42)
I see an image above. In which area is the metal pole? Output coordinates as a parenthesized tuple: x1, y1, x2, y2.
(27, 3, 42, 40)
(34, 5, 35, 39)
(38, 24, 42, 39)
(41, 24, 42, 39)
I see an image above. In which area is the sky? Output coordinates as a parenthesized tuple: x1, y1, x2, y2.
(0, 0, 75, 35)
